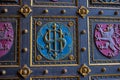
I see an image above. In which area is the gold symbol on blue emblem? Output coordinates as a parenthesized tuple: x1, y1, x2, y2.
(37, 22, 72, 60)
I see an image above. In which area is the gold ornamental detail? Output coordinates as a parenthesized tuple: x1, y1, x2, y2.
(79, 64, 91, 77)
(77, 6, 89, 18)
(19, 5, 32, 17)
(18, 65, 32, 78)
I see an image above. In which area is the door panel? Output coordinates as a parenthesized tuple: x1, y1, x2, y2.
(30, 16, 79, 66)
(0, 16, 20, 67)
(0, 0, 120, 80)
(31, 0, 78, 7)
(88, 0, 120, 8)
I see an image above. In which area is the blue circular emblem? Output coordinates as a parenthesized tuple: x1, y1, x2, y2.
(37, 22, 73, 60)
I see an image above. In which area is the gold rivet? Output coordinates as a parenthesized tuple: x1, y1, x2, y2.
(81, 47, 86, 51)
(61, 9, 66, 14)
(22, 29, 28, 34)
(36, 55, 42, 61)
(36, 21, 42, 26)
(44, 69, 48, 74)
(81, 30, 86, 34)
(62, 69, 67, 74)
(68, 21, 74, 27)
(2, 8, 8, 13)
(69, 55, 74, 60)
(22, 48, 28, 52)
(2, 70, 6, 75)
(44, 9, 48, 13)
(101, 68, 106, 72)
(99, 10, 104, 15)
(114, 11, 119, 15)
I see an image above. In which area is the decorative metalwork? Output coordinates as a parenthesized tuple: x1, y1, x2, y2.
(68, 21, 74, 27)
(36, 55, 42, 61)
(0, 22, 14, 58)
(36, 21, 42, 26)
(69, 55, 75, 60)
(19, 5, 32, 17)
(31, 16, 78, 66)
(37, 22, 72, 60)
(79, 64, 91, 77)
(77, 6, 89, 18)
(18, 65, 32, 78)
(94, 24, 120, 58)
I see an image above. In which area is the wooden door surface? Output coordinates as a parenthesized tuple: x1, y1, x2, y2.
(0, 0, 120, 80)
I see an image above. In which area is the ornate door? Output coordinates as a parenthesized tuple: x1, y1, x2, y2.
(0, 0, 120, 80)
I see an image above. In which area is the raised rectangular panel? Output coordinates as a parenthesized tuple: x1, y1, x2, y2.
(88, 16, 120, 66)
(0, 16, 20, 67)
(90, 74, 120, 80)
(30, 76, 80, 80)
(31, 0, 78, 7)
(88, 0, 120, 8)
(30, 16, 79, 66)
(0, 0, 21, 5)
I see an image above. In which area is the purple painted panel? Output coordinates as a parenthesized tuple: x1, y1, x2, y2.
(0, 22, 14, 58)
(94, 24, 120, 58)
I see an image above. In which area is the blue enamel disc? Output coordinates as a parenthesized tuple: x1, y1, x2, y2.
(37, 22, 73, 60)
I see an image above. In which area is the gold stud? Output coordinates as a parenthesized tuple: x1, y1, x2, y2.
(68, 21, 74, 27)
(22, 29, 28, 34)
(69, 55, 75, 60)
(81, 47, 86, 52)
(61, 9, 66, 14)
(22, 48, 28, 53)
(99, 10, 104, 15)
(44, 69, 48, 74)
(2, 8, 8, 13)
(36, 55, 42, 61)
(101, 68, 106, 72)
(36, 21, 42, 26)
(62, 69, 67, 74)
(81, 30, 86, 34)
(2, 70, 6, 75)
(44, 9, 49, 13)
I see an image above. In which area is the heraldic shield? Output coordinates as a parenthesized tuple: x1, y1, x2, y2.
(37, 22, 73, 60)
(94, 24, 120, 58)
(0, 22, 14, 58)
